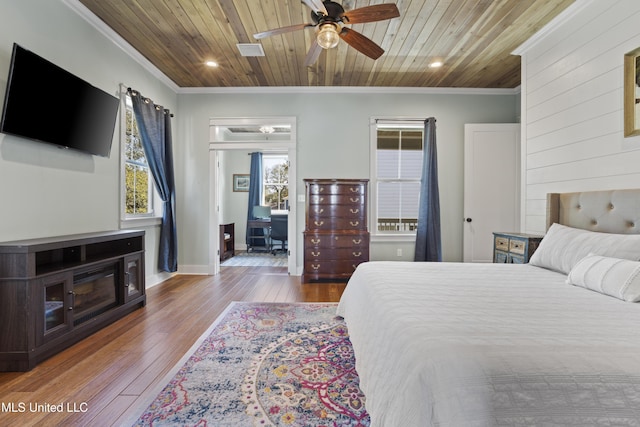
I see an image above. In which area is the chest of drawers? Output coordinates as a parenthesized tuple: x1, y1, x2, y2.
(302, 179, 369, 282)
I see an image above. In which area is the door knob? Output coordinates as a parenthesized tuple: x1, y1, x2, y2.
(465, 218, 472, 222)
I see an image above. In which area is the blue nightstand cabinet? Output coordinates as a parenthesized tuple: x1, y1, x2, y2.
(493, 232, 543, 264)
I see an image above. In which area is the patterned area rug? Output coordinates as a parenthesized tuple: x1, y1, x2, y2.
(221, 251, 287, 267)
(133, 302, 370, 427)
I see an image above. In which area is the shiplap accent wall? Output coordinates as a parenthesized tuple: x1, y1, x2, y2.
(517, 0, 640, 234)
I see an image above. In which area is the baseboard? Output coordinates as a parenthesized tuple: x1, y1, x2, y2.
(178, 264, 212, 275)
(146, 271, 177, 288)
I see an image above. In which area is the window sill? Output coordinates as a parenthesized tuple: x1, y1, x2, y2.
(370, 234, 416, 243)
(121, 216, 162, 229)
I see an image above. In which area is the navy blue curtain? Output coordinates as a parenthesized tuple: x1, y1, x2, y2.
(246, 152, 264, 247)
(414, 117, 442, 262)
(129, 89, 178, 272)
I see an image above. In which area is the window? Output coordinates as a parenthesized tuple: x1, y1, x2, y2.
(262, 154, 289, 212)
(371, 121, 423, 235)
(122, 94, 154, 218)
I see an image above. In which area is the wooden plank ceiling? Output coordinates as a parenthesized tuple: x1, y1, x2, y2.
(78, 0, 575, 88)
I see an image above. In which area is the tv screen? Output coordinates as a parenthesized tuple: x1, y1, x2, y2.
(0, 44, 119, 158)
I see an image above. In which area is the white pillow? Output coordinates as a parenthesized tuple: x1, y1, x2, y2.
(529, 223, 640, 274)
(566, 255, 640, 302)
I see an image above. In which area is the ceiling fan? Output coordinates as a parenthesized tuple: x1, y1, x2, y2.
(253, 0, 400, 66)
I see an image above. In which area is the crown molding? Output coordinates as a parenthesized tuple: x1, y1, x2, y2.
(512, 0, 597, 56)
(62, 0, 180, 92)
(177, 86, 518, 95)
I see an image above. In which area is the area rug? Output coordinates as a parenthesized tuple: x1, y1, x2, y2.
(133, 302, 369, 427)
(221, 251, 287, 267)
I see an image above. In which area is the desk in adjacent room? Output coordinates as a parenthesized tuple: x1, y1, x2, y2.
(247, 218, 271, 252)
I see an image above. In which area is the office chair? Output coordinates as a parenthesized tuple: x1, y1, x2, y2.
(270, 214, 288, 255)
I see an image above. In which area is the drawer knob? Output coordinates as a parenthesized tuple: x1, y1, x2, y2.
(350, 221, 359, 227)
(350, 187, 359, 193)
(350, 208, 359, 214)
(311, 264, 320, 270)
(311, 238, 320, 244)
(352, 239, 362, 244)
(350, 197, 360, 203)
(312, 251, 320, 257)
(315, 208, 324, 214)
(353, 251, 362, 257)
(314, 220, 324, 226)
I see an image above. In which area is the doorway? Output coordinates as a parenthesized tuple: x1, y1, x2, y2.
(208, 117, 297, 276)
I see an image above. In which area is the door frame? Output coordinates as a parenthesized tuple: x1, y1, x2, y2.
(208, 117, 297, 275)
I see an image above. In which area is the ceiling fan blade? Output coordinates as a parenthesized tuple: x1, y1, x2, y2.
(302, 0, 328, 15)
(339, 27, 384, 60)
(342, 4, 400, 24)
(303, 39, 323, 66)
(254, 23, 315, 40)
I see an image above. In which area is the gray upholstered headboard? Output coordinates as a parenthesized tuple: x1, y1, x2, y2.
(547, 189, 640, 234)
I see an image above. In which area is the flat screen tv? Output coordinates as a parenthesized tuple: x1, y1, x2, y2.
(0, 43, 119, 158)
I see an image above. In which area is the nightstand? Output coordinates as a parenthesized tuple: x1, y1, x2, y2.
(493, 232, 543, 264)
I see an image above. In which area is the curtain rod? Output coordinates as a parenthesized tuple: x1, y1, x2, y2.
(126, 86, 174, 117)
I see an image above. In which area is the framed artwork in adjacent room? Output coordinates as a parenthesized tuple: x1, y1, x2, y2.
(233, 174, 250, 192)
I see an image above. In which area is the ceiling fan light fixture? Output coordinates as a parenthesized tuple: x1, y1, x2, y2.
(317, 23, 340, 49)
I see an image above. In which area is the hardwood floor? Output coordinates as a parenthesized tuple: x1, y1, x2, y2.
(0, 266, 347, 426)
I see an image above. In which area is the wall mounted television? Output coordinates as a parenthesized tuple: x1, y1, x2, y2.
(0, 43, 119, 158)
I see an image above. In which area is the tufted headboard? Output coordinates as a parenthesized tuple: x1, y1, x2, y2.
(546, 189, 640, 234)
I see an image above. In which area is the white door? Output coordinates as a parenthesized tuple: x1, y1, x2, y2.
(463, 124, 520, 262)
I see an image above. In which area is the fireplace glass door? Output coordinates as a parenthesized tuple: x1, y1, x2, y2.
(72, 263, 118, 325)
(45, 280, 66, 332)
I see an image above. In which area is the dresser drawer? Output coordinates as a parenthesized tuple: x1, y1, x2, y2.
(306, 247, 369, 261)
(308, 204, 365, 217)
(509, 238, 526, 255)
(303, 259, 366, 275)
(308, 194, 365, 206)
(308, 183, 365, 196)
(494, 236, 509, 252)
(307, 217, 366, 231)
(307, 205, 366, 227)
(304, 232, 369, 249)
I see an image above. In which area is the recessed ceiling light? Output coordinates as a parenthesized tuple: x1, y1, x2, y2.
(205, 60, 219, 67)
(429, 61, 443, 68)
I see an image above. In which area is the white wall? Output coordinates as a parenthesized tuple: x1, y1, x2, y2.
(176, 90, 517, 272)
(0, 0, 177, 285)
(518, 0, 640, 234)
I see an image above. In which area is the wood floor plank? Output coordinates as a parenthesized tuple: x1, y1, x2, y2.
(0, 266, 346, 426)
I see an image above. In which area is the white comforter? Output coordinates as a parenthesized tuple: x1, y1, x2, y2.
(336, 261, 640, 426)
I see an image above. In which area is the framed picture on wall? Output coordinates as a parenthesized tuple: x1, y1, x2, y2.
(233, 174, 250, 192)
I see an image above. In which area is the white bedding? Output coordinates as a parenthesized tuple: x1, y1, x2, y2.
(336, 261, 640, 426)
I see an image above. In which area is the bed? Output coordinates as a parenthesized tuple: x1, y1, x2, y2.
(337, 189, 640, 426)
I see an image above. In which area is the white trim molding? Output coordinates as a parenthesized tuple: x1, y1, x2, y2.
(512, 0, 597, 56)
